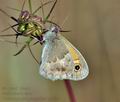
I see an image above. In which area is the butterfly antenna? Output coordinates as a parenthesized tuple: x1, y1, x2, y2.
(28, 44, 40, 64)
(60, 30, 71, 32)
(32, 0, 53, 15)
(0, 9, 18, 22)
(28, 0, 32, 14)
(45, 0, 58, 22)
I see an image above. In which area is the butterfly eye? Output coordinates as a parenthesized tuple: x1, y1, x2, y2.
(51, 26, 59, 33)
(74, 65, 81, 71)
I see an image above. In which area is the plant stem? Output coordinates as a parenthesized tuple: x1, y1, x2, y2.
(64, 80, 77, 102)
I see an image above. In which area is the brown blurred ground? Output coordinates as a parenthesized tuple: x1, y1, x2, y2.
(0, 0, 120, 102)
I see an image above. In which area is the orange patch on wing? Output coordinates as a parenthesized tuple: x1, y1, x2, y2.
(68, 47, 80, 64)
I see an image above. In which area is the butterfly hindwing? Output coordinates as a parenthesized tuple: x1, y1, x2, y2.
(39, 32, 89, 81)
(40, 34, 75, 80)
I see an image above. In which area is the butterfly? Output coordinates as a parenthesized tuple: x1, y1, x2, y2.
(39, 26, 89, 81)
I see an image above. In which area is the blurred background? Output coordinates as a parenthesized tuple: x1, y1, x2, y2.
(0, 0, 120, 102)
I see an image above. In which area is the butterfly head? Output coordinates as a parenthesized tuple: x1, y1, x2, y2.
(44, 26, 60, 41)
(51, 26, 60, 33)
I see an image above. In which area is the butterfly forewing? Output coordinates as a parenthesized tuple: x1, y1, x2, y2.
(60, 35, 89, 80)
